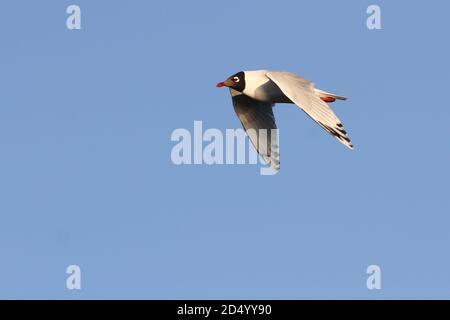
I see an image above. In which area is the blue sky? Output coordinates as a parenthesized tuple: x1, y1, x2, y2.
(1, 0, 449, 299)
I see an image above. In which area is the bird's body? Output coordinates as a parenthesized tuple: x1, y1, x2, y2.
(217, 70, 354, 171)
(241, 70, 291, 103)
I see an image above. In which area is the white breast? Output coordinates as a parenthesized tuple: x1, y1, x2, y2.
(242, 70, 288, 103)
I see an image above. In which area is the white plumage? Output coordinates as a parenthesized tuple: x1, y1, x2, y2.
(217, 70, 354, 171)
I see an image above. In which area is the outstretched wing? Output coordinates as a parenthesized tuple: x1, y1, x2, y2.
(230, 89, 280, 171)
(266, 71, 354, 149)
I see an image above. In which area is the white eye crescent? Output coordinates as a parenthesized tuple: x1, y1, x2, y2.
(233, 77, 240, 82)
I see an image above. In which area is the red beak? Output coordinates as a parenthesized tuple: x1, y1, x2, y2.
(216, 82, 226, 88)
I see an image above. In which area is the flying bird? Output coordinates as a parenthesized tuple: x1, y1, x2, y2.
(217, 70, 354, 171)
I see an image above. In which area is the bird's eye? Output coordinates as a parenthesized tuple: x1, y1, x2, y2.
(233, 77, 240, 82)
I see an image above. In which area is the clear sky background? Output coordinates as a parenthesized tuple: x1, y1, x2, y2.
(1, 0, 449, 299)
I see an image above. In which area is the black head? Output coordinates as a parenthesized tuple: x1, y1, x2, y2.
(216, 71, 246, 92)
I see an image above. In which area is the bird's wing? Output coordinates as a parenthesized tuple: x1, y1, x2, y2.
(266, 71, 354, 149)
(230, 89, 280, 171)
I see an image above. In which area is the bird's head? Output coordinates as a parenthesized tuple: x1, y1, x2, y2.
(216, 71, 246, 92)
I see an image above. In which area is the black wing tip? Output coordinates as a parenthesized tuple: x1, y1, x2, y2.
(319, 121, 354, 149)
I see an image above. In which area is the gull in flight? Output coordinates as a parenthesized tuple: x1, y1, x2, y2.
(217, 70, 354, 171)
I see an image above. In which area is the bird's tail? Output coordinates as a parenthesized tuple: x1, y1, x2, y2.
(315, 88, 347, 103)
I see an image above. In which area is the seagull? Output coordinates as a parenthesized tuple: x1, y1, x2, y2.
(217, 70, 354, 171)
